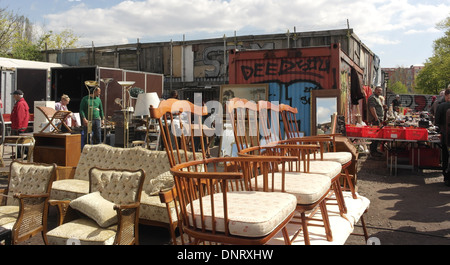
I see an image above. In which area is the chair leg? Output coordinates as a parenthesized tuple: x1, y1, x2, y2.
(332, 179, 347, 215)
(360, 212, 369, 241)
(319, 201, 333, 242)
(282, 227, 291, 245)
(344, 168, 358, 199)
(300, 212, 310, 245)
(169, 223, 178, 245)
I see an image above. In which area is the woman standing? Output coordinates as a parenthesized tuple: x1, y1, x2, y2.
(55, 94, 75, 131)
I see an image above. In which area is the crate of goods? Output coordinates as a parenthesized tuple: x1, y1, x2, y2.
(362, 126, 383, 138)
(405, 127, 428, 141)
(345, 125, 362, 137)
(382, 126, 406, 139)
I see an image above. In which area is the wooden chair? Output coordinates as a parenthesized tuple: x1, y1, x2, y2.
(280, 104, 358, 198)
(279, 103, 368, 240)
(46, 167, 145, 245)
(0, 161, 57, 245)
(227, 99, 333, 244)
(150, 98, 210, 244)
(170, 156, 297, 245)
(36, 106, 72, 133)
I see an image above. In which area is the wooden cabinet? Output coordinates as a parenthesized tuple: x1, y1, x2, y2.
(33, 133, 81, 167)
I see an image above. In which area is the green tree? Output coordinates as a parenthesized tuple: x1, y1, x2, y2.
(416, 16, 450, 94)
(0, 5, 80, 60)
(0, 7, 23, 56)
(10, 38, 42, 60)
(40, 29, 80, 50)
(389, 81, 408, 94)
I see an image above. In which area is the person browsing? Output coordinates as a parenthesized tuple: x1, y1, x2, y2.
(80, 86, 104, 145)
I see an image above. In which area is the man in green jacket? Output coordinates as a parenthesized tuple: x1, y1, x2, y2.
(80, 86, 104, 145)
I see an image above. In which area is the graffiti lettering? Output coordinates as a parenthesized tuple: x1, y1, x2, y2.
(203, 42, 275, 78)
(241, 57, 330, 81)
(300, 96, 310, 105)
(386, 94, 436, 112)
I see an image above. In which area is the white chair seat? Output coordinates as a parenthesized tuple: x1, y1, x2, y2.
(0, 206, 19, 230)
(280, 160, 342, 179)
(252, 172, 331, 205)
(309, 152, 352, 165)
(187, 191, 297, 238)
(46, 218, 117, 245)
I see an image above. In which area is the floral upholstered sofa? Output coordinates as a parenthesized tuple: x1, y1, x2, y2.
(50, 144, 178, 241)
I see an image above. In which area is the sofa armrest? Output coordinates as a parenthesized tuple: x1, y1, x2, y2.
(49, 199, 74, 226)
(0, 188, 6, 206)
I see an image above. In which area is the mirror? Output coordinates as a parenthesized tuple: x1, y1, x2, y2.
(311, 89, 341, 136)
(316, 97, 337, 135)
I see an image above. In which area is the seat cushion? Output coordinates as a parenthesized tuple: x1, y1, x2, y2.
(0, 206, 19, 230)
(46, 218, 117, 245)
(280, 160, 342, 179)
(50, 179, 89, 200)
(139, 192, 178, 223)
(309, 152, 352, 165)
(252, 172, 331, 205)
(187, 191, 296, 238)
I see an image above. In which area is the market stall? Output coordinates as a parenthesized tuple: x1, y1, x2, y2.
(345, 107, 441, 176)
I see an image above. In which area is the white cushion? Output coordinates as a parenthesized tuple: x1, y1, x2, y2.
(309, 152, 352, 165)
(46, 218, 117, 245)
(69, 191, 117, 228)
(280, 160, 342, 179)
(252, 172, 331, 205)
(0, 206, 19, 230)
(187, 191, 296, 237)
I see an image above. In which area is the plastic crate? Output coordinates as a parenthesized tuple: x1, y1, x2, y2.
(382, 126, 406, 139)
(345, 125, 362, 137)
(405, 127, 428, 141)
(362, 126, 383, 138)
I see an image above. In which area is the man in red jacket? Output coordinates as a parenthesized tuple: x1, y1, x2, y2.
(10, 90, 30, 158)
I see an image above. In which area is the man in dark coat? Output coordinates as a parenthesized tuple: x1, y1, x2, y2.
(435, 87, 450, 187)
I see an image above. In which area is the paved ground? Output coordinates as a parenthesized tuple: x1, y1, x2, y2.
(1, 146, 449, 245)
(344, 154, 450, 245)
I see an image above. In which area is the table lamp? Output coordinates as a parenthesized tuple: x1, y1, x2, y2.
(134, 93, 160, 149)
(134, 92, 160, 117)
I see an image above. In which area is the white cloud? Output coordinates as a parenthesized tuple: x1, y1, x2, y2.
(42, 0, 449, 47)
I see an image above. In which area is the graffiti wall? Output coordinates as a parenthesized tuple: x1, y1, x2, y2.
(229, 46, 345, 135)
(386, 93, 436, 112)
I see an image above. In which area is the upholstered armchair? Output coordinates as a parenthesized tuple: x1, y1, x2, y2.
(0, 161, 57, 245)
(46, 167, 145, 245)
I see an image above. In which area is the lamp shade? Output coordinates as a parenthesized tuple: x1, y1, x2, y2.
(134, 92, 160, 116)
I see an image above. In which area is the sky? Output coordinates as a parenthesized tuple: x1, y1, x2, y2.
(1, 0, 449, 68)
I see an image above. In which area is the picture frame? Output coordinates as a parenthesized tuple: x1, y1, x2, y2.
(219, 84, 269, 108)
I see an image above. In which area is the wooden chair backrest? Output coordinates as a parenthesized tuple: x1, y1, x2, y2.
(150, 98, 209, 168)
(280, 104, 301, 139)
(226, 98, 260, 153)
